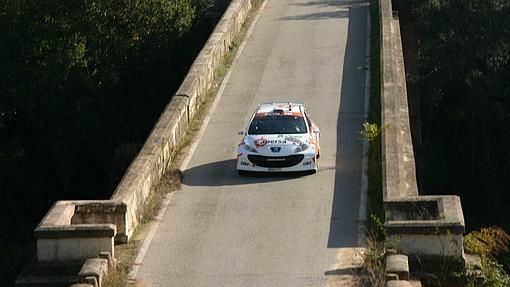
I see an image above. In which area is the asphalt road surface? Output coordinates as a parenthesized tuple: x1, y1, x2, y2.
(136, 0, 369, 285)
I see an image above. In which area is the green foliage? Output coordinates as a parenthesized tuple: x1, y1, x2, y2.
(454, 227, 510, 287)
(360, 122, 381, 143)
(457, 257, 510, 287)
(0, 0, 214, 284)
(481, 259, 510, 287)
(370, 214, 386, 241)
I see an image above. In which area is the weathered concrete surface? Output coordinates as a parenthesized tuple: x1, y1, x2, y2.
(111, 0, 254, 242)
(34, 201, 118, 263)
(36, 235, 114, 263)
(390, 234, 464, 257)
(135, 0, 369, 286)
(380, 0, 418, 201)
(78, 258, 108, 287)
(386, 254, 409, 280)
(71, 201, 127, 244)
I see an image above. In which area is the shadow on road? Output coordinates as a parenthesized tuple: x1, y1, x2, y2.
(280, 0, 367, 21)
(182, 159, 310, 187)
(327, 4, 367, 248)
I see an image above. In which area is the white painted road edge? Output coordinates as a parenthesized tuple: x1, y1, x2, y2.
(127, 1, 268, 281)
(357, 3, 371, 246)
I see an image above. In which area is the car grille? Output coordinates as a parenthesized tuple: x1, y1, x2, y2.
(247, 154, 305, 168)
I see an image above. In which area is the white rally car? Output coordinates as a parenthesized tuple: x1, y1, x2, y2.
(237, 102, 320, 173)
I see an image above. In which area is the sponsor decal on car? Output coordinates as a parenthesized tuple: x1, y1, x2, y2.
(253, 138, 287, 148)
(254, 138, 267, 148)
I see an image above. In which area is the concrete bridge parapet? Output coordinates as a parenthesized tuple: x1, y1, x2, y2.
(379, 0, 465, 273)
(34, 200, 124, 263)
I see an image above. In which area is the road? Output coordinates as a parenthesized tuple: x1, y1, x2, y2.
(135, 0, 369, 286)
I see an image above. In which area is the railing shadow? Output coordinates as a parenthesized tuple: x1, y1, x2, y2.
(280, 0, 367, 21)
(327, 3, 368, 248)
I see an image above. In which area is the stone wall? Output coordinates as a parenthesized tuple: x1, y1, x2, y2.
(379, 0, 465, 269)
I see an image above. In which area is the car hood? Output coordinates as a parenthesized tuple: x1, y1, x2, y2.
(244, 134, 311, 156)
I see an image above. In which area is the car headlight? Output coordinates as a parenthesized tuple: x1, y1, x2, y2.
(243, 144, 259, 153)
(294, 143, 309, 153)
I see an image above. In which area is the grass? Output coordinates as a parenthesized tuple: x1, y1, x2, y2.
(139, 170, 182, 224)
(102, 239, 139, 287)
(101, 1, 265, 286)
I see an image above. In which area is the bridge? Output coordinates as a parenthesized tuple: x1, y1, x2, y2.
(134, 0, 368, 285)
(16, 0, 465, 286)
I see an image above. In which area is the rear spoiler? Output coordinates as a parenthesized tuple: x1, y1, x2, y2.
(258, 101, 304, 107)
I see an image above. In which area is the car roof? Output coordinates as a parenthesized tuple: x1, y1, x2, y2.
(255, 101, 305, 116)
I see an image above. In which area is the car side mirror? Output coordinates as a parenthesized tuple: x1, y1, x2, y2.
(238, 130, 244, 135)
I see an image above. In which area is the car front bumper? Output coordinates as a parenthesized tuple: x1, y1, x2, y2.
(236, 152, 317, 172)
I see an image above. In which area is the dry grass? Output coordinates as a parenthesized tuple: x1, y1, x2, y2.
(465, 226, 510, 259)
(140, 169, 182, 224)
(102, 240, 138, 287)
(359, 231, 387, 287)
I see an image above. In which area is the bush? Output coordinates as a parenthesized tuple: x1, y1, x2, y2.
(459, 227, 510, 287)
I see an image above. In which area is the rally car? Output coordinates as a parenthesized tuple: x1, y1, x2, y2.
(236, 102, 320, 174)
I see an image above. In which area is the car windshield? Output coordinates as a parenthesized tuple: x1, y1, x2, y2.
(248, 114, 308, 135)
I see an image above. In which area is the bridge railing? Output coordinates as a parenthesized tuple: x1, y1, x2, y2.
(379, 0, 465, 268)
